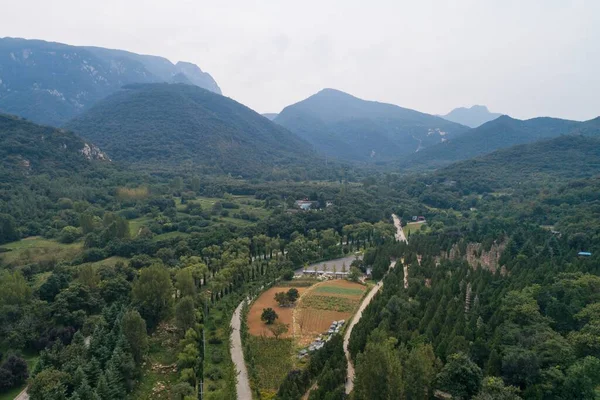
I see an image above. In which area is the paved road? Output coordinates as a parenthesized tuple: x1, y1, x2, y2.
(343, 260, 396, 394)
(343, 214, 406, 394)
(231, 300, 252, 400)
(14, 387, 29, 400)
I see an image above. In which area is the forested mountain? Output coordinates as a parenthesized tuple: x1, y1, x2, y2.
(0, 37, 221, 126)
(66, 83, 319, 177)
(433, 135, 600, 191)
(441, 105, 503, 128)
(274, 88, 469, 162)
(401, 115, 600, 170)
(0, 113, 108, 178)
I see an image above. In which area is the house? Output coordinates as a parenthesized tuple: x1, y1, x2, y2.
(294, 198, 319, 211)
(578, 251, 592, 257)
(411, 216, 426, 222)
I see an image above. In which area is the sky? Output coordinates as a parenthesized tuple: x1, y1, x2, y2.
(1, 0, 599, 120)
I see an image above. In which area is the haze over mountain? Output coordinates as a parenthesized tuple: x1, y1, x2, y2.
(0, 113, 107, 181)
(66, 83, 317, 177)
(262, 113, 278, 121)
(441, 105, 503, 128)
(274, 89, 468, 162)
(402, 115, 600, 170)
(0, 37, 221, 126)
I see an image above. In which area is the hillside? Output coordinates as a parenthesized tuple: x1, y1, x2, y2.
(262, 113, 278, 120)
(66, 83, 317, 177)
(440, 105, 502, 128)
(274, 89, 468, 162)
(401, 115, 599, 170)
(0, 37, 221, 126)
(0, 113, 107, 181)
(433, 134, 600, 191)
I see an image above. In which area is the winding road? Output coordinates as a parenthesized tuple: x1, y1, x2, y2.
(230, 214, 407, 399)
(343, 214, 406, 394)
(230, 299, 252, 400)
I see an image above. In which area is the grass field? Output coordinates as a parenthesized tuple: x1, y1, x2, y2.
(403, 222, 428, 237)
(0, 236, 82, 267)
(314, 286, 364, 297)
(300, 295, 357, 313)
(246, 336, 294, 395)
(129, 216, 152, 237)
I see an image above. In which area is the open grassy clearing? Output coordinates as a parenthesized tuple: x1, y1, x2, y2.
(129, 216, 153, 237)
(0, 236, 82, 267)
(314, 285, 364, 297)
(403, 222, 428, 237)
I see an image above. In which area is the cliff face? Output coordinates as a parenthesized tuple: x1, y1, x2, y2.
(447, 240, 507, 274)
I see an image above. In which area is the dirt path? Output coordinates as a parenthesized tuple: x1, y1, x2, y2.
(392, 214, 410, 288)
(231, 299, 252, 400)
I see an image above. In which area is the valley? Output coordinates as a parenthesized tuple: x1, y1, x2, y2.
(0, 26, 599, 400)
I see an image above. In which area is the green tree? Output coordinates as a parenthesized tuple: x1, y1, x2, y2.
(403, 343, 437, 400)
(354, 337, 404, 400)
(175, 296, 197, 334)
(175, 268, 196, 298)
(287, 288, 300, 303)
(132, 264, 174, 328)
(0, 270, 32, 306)
(261, 308, 278, 325)
(0, 213, 19, 244)
(268, 322, 289, 339)
(122, 310, 148, 364)
(436, 352, 483, 400)
(28, 368, 68, 400)
(473, 377, 522, 400)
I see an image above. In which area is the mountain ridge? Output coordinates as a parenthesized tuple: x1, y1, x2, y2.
(440, 105, 503, 128)
(274, 88, 469, 162)
(400, 114, 600, 170)
(65, 83, 318, 177)
(0, 37, 221, 126)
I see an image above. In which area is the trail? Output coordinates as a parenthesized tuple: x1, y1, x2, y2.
(343, 214, 405, 394)
(230, 299, 252, 400)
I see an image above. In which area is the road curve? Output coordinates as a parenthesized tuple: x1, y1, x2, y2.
(343, 261, 396, 394)
(344, 214, 405, 394)
(231, 299, 252, 400)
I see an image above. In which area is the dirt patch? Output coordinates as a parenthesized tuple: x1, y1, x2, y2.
(248, 286, 307, 338)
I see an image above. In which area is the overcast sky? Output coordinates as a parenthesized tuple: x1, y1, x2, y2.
(1, 0, 598, 120)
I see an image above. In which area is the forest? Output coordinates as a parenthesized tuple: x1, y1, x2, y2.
(1, 110, 600, 400)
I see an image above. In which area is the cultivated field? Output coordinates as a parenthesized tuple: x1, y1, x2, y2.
(247, 286, 308, 338)
(295, 280, 367, 345)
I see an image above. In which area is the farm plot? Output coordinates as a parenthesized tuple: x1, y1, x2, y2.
(296, 280, 366, 344)
(247, 286, 307, 338)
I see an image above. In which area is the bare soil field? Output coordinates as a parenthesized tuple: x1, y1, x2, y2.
(247, 286, 307, 338)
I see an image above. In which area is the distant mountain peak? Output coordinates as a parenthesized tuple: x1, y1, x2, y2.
(441, 105, 503, 128)
(0, 37, 221, 126)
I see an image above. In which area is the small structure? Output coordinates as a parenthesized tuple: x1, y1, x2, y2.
(295, 198, 319, 211)
(411, 216, 426, 222)
(578, 251, 592, 257)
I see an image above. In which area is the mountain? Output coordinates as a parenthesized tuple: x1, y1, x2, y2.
(401, 115, 600, 170)
(274, 89, 469, 162)
(262, 113, 278, 121)
(65, 83, 317, 177)
(0, 113, 107, 181)
(0, 37, 221, 126)
(434, 134, 600, 191)
(440, 105, 502, 128)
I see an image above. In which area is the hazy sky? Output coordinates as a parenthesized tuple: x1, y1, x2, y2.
(1, 0, 599, 120)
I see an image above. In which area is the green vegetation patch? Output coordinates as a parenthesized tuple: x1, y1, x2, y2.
(314, 286, 364, 296)
(246, 336, 294, 392)
(302, 295, 358, 313)
(0, 237, 82, 267)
